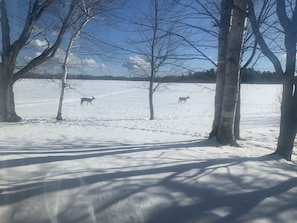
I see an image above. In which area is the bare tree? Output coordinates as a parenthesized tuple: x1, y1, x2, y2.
(0, 0, 79, 122)
(248, 0, 297, 160)
(56, 0, 94, 121)
(55, 0, 127, 120)
(127, 0, 181, 120)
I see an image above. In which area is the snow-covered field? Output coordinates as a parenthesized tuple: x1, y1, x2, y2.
(0, 79, 296, 223)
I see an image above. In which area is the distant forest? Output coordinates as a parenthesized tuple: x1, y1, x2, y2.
(23, 68, 282, 84)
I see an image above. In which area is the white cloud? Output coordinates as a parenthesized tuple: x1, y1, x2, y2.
(82, 58, 106, 71)
(21, 45, 107, 75)
(123, 55, 150, 71)
(100, 63, 106, 69)
(31, 39, 48, 48)
(82, 58, 99, 67)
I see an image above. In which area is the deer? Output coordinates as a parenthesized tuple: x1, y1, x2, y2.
(81, 96, 95, 105)
(178, 96, 190, 103)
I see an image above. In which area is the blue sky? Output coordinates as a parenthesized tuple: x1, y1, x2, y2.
(5, 0, 280, 77)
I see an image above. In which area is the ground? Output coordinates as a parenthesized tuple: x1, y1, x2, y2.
(0, 80, 296, 223)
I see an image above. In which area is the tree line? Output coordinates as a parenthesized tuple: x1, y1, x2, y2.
(23, 68, 281, 84)
(180, 68, 281, 84)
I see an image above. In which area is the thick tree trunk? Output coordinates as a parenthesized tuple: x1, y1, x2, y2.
(274, 21, 297, 160)
(217, 79, 239, 145)
(275, 80, 297, 160)
(209, 0, 232, 139)
(0, 72, 21, 122)
(217, 0, 247, 145)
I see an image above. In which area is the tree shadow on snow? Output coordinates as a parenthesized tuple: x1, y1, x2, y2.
(145, 177, 297, 223)
(0, 139, 296, 223)
(0, 138, 219, 169)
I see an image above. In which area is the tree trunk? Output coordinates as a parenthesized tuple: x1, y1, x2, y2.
(275, 80, 297, 160)
(235, 81, 241, 139)
(0, 66, 21, 122)
(217, 0, 247, 145)
(56, 36, 71, 121)
(149, 80, 154, 120)
(209, 0, 232, 139)
(56, 41, 71, 121)
(274, 18, 297, 160)
(0, 80, 21, 122)
(56, 15, 90, 121)
(56, 81, 66, 121)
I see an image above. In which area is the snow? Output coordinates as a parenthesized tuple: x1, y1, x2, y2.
(0, 79, 296, 223)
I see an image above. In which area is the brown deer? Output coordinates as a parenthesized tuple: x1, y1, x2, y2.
(81, 96, 95, 105)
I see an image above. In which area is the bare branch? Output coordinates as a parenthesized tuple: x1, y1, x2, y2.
(14, 0, 79, 82)
(11, 0, 54, 61)
(276, 0, 291, 31)
(247, 0, 283, 74)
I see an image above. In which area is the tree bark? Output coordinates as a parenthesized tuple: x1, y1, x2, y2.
(56, 79, 67, 121)
(0, 64, 21, 122)
(217, 0, 247, 145)
(149, 79, 154, 120)
(209, 0, 232, 139)
(273, 0, 297, 160)
(235, 81, 241, 139)
(275, 80, 297, 160)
